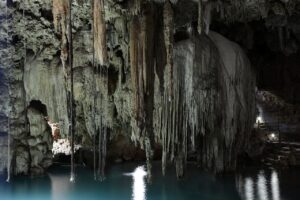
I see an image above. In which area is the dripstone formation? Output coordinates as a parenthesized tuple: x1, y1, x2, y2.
(0, 0, 273, 179)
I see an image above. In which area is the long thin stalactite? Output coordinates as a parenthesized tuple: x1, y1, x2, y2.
(163, 0, 174, 101)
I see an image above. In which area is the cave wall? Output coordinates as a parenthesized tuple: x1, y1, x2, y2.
(0, 0, 256, 177)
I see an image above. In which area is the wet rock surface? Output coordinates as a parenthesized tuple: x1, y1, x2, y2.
(0, 0, 268, 177)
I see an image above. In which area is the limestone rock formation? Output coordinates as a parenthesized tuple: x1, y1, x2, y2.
(0, 0, 273, 178)
(27, 107, 53, 175)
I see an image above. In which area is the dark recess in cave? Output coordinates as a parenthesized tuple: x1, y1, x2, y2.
(211, 19, 300, 104)
(39, 8, 53, 22)
(28, 100, 48, 116)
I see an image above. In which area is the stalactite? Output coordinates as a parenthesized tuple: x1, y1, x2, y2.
(142, 3, 155, 182)
(52, 0, 69, 77)
(134, 0, 142, 15)
(95, 58, 108, 181)
(198, 0, 203, 34)
(161, 0, 175, 177)
(130, 16, 140, 122)
(93, 0, 108, 66)
(130, 3, 155, 182)
(129, 13, 145, 147)
(204, 2, 212, 34)
(163, 0, 174, 101)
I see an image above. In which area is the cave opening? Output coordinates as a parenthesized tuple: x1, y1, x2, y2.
(28, 100, 48, 116)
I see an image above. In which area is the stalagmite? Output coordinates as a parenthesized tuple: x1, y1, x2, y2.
(93, 0, 108, 66)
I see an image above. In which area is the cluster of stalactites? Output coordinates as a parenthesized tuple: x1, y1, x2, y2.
(93, 0, 108, 66)
(129, 1, 157, 182)
(129, 0, 177, 179)
(52, 0, 70, 73)
(130, 16, 144, 132)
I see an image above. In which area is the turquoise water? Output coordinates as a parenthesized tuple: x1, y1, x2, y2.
(0, 162, 299, 200)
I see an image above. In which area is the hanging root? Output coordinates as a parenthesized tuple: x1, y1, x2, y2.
(93, 0, 108, 66)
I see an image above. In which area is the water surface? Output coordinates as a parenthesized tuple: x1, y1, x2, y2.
(0, 162, 299, 200)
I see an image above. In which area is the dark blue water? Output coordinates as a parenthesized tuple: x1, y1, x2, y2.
(0, 162, 299, 200)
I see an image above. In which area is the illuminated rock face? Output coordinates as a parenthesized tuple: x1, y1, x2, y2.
(0, 0, 257, 176)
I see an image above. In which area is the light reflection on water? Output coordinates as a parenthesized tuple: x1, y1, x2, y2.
(271, 171, 280, 200)
(1, 164, 299, 200)
(126, 166, 147, 200)
(237, 170, 281, 200)
(244, 177, 254, 200)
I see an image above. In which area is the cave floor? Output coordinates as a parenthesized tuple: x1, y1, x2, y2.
(1, 162, 300, 200)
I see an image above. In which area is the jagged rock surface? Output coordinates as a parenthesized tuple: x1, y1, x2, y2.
(0, 0, 258, 176)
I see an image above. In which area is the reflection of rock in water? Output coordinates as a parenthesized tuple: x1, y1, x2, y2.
(236, 170, 281, 200)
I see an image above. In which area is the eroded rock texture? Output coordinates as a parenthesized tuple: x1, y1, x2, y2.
(0, 0, 257, 178)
